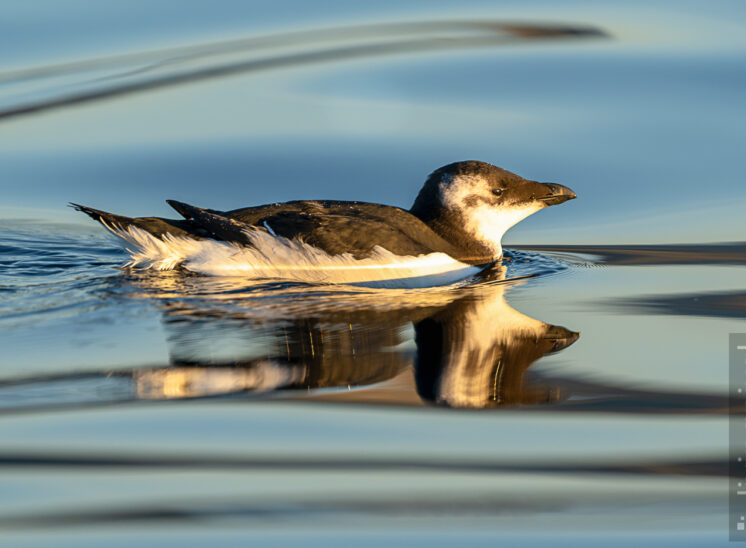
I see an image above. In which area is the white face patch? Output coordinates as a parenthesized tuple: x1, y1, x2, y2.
(440, 174, 542, 258)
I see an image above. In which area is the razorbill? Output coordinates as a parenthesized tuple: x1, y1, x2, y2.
(72, 160, 576, 287)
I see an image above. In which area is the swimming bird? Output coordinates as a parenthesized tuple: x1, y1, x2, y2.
(72, 160, 576, 286)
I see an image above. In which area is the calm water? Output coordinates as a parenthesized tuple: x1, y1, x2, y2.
(1, 1, 745, 546)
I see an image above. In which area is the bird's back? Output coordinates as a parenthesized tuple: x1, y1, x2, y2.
(224, 200, 464, 259)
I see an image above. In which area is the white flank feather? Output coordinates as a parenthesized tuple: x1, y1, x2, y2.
(109, 225, 482, 288)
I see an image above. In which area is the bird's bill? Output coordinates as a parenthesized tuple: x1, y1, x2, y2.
(538, 183, 577, 206)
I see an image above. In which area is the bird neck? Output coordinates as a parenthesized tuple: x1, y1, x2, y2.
(409, 203, 500, 263)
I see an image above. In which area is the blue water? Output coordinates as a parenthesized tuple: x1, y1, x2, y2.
(1, 1, 745, 545)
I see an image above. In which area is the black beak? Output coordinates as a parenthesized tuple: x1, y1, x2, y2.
(539, 183, 577, 206)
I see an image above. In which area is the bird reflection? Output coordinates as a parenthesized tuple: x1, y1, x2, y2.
(127, 264, 579, 408)
(414, 295, 578, 407)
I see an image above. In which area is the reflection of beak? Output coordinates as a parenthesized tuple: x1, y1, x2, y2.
(543, 324, 580, 352)
(539, 183, 577, 206)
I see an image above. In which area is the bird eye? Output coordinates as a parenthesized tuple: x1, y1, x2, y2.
(492, 188, 503, 196)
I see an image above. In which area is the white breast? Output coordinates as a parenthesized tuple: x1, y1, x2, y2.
(462, 204, 542, 257)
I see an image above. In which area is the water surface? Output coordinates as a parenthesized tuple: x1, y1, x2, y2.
(1, 1, 745, 545)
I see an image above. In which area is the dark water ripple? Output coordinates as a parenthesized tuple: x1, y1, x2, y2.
(604, 290, 746, 319)
(0, 452, 726, 476)
(0, 20, 606, 121)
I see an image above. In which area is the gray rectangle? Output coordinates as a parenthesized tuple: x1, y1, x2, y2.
(730, 334, 746, 541)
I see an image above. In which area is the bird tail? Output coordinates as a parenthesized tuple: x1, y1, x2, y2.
(69, 203, 135, 230)
(70, 202, 200, 240)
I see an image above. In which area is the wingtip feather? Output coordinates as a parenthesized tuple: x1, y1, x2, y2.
(166, 199, 201, 219)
